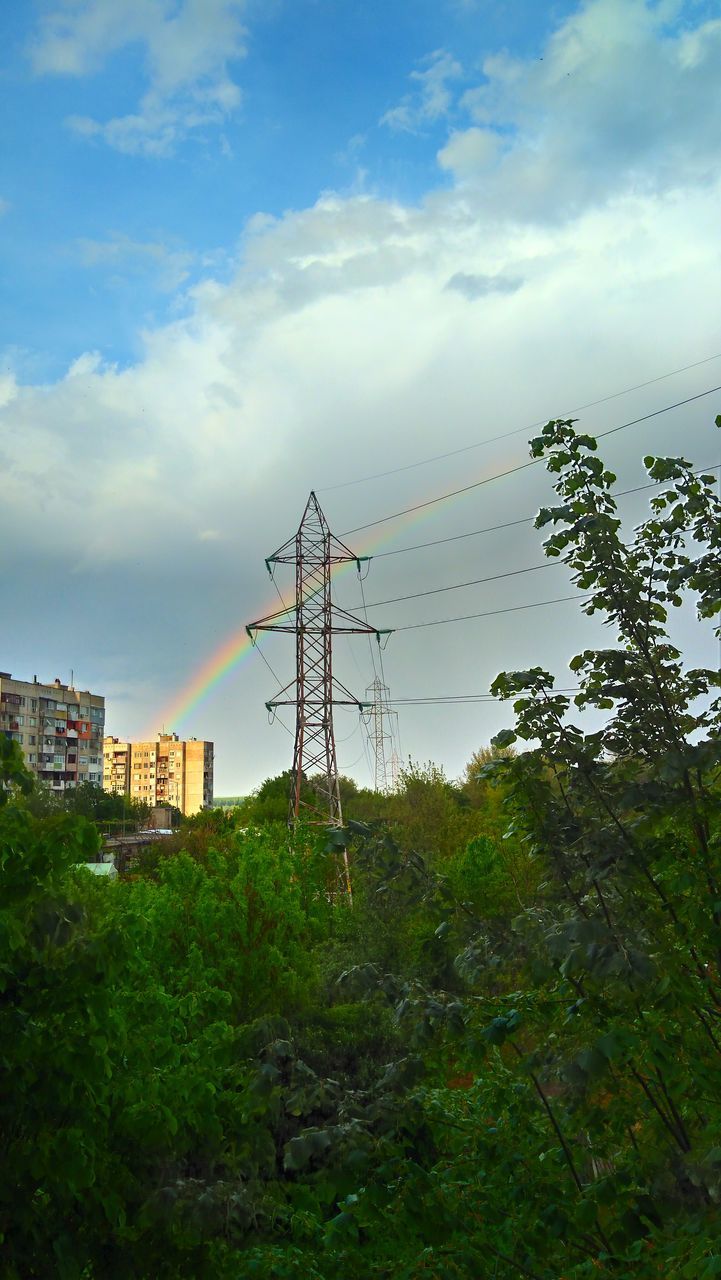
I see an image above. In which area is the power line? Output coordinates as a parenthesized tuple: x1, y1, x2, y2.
(373, 515, 531, 559)
(253, 642, 296, 738)
(341, 385, 721, 536)
(357, 560, 557, 610)
(392, 592, 591, 632)
(369, 465, 721, 561)
(321, 352, 721, 493)
(384, 690, 579, 705)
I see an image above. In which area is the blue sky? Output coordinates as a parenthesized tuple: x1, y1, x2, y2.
(2, 0, 721, 792)
(1, 0, 585, 376)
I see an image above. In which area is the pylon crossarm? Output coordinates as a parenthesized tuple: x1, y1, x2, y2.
(267, 699, 361, 708)
(254, 622, 379, 636)
(246, 604, 295, 635)
(251, 624, 298, 634)
(329, 604, 381, 633)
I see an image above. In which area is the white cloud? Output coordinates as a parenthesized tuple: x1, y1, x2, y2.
(66, 350, 106, 377)
(437, 125, 499, 179)
(438, 0, 721, 217)
(381, 49, 463, 133)
(0, 372, 18, 409)
(0, 197, 10, 216)
(77, 233, 194, 291)
(8, 0, 721, 789)
(30, 0, 246, 155)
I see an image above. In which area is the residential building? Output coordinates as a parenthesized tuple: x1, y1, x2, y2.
(102, 737, 131, 795)
(0, 671, 105, 790)
(103, 732, 213, 816)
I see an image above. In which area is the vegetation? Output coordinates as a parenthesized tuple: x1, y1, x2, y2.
(1, 418, 720, 1277)
(20, 777, 151, 826)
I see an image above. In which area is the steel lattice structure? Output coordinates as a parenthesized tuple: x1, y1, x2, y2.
(365, 677, 397, 793)
(247, 492, 382, 834)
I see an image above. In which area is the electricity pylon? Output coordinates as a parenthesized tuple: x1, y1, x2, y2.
(365, 676, 396, 793)
(247, 492, 385, 841)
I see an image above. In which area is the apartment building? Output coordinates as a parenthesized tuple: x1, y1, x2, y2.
(0, 671, 105, 790)
(103, 732, 213, 816)
(103, 737, 131, 795)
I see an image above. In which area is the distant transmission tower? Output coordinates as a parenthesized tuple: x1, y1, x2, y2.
(247, 492, 384, 845)
(365, 677, 396, 793)
(390, 749, 401, 791)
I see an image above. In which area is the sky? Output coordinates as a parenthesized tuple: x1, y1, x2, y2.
(1, 0, 720, 795)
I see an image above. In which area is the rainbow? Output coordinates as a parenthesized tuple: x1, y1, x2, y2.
(145, 551, 374, 738)
(145, 446, 523, 736)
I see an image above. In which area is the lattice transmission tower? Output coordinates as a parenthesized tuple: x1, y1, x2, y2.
(364, 676, 400, 793)
(247, 492, 384, 833)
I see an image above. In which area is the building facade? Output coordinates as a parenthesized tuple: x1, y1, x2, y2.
(103, 737, 131, 795)
(0, 671, 105, 790)
(103, 732, 213, 816)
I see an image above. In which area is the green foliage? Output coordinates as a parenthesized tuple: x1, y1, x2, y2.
(0, 732, 34, 805)
(20, 778, 151, 825)
(444, 833, 538, 917)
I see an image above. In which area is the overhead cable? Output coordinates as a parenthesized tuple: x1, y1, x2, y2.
(384, 691, 579, 705)
(321, 352, 721, 493)
(391, 593, 591, 632)
(341, 385, 721, 536)
(356, 561, 557, 611)
(369, 465, 721, 561)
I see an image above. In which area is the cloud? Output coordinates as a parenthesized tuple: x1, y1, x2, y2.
(445, 272, 523, 299)
(437, 125, 499, 179)
(30, 0, 246, 155)
(77, 233, 194, 292)
(0, 197, 10, 216)
(66, 351, 105, 378)
(381, 49, 463, 133)
(437, 0, 721, 218)
(0, 373, 18, 409)
(8, 0, 721, 790)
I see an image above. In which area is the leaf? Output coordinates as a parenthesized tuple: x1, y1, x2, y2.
(595, 1032, 624, 1062)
